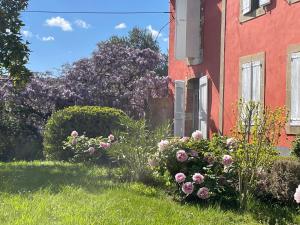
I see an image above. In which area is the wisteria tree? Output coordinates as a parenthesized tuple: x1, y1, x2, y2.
(63, 40, 168, 118)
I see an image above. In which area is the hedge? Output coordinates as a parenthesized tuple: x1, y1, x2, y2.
(43, 106, 128, 160)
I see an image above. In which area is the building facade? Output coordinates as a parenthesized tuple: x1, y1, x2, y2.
(168, 0, 300, 147)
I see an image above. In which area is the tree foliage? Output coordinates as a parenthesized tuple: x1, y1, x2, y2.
(0, 0, 31, 85)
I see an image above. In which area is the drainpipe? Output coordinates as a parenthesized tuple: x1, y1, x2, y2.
(218, 0, 227, 135)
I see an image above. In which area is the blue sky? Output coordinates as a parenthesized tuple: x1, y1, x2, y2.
(21, 0, 170, 74)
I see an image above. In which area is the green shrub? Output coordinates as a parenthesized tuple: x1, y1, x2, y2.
(0, 103, 43, 161)
(291, 136, 300, 158)
(43, 106, 128, 160)
(108, 117, 171, 183)
(257, 159, 300, 204)
(63, 134, 111, 164)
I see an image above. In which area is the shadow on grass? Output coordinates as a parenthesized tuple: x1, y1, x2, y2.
(0, 162, 119, 194)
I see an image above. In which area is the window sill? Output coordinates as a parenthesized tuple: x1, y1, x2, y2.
(288, 0, 300, 4)
(286, 123, 300, 135)
(240, 7, 266, 23)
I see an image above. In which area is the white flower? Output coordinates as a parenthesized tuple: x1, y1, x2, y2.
(192, 130, 203, 140)
(158, 140, 169, 152)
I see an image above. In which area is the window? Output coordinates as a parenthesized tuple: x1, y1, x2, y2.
(286, 45, 300, 134)
(240, 0, 271, 23)
(239, 53, 265, 104)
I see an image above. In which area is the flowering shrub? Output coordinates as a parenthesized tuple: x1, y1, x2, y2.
(231, 101, 287, 208)
(63, 131, 114, 163)
(151, 133, 238, 202)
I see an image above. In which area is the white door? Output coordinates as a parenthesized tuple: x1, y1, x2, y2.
(199, 76, 208, 139)
(174, 80, 185, 137)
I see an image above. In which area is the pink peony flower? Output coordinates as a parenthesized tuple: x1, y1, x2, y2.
(108, 134, 115, 142)
(180, 137, 190, 143)
(71, 130, 78, 138)
(182, 182, 194, 195)
(197, 187, 210, 199)
(192, 130, 203, 140)
(226, 137, 236, 146)
(294, 185, 300, 204)
(87, 147, 96, 155)
(190, 150, 199, 157)
(222, 155, 233, 166)
(176, 150, 188, 162)
(175, 173, 186, 183)
(192, 173, 204, 184)
(100, 142, 110, 149)
(158, 140, 169, 152)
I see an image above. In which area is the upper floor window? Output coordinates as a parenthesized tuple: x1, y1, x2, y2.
(240, 0, 271, 23)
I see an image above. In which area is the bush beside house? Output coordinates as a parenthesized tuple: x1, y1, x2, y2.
(43, 106, 128, 160)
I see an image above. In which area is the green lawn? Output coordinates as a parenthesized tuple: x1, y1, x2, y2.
(0, 161, 298, 225)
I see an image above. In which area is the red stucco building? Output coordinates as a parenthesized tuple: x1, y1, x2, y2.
(168, 0, 300, 149)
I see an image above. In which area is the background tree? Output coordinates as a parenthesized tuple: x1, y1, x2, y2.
(0, 0, 31, 85)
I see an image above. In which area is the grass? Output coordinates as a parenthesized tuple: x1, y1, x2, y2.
(0, 161, 299, 225)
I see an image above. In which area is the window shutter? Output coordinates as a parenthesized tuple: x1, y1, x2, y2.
(251, 61, 261, 102)
(259, 0, 271, 7)
(199, 76, 208, 139)
(174, 80, 186, 136)
(175, 0, 187, 60)
(241, 62, 252, 102)
(242, 0, 252, 15)
(185, 0, 201, 59)
(291, 53, 300, 125)
(175, 0, 201, 61)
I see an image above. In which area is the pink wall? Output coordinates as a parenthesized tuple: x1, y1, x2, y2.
(168, 0, 223, 136)
(223, 1, 300, 147)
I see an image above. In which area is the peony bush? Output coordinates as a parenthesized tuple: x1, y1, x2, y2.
(63, 131, 115, 163)
(151, 133, 238, 203)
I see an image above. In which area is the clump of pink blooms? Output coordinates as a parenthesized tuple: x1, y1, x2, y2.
(71, 130, 78, 138)
(175, 173, 186, 183)
(86, 147, 96, 155)
(222, 155, 233, 166)
(100, 142, 110, 149)
(182, 182, 194, 194)
(176, 150, 188, 162)
(192, 173, 204, 184)
(294, 185, 300, 204)
(108, 134, 115, 142)
(180, 137, 190, 143)
(197, 187, 210, 199)
(192, 130, 203, 141)
(158, 140, 169, 152)
(226, 137, 236, 146)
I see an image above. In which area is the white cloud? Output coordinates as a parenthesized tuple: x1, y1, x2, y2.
(163, 38, 169, 42)
(115, 22, 127, 29)
(75, 19, 91, 29)
(45, 17, 72, 31)
(42, 36, 55, 42)
(22, 30, 33, 38)
(146, 25, 162, 39)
